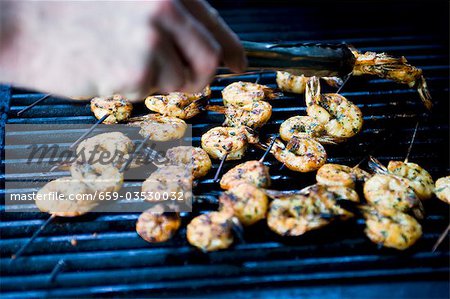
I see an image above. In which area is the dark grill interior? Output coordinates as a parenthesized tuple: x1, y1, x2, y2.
(1, 2, 449, 298)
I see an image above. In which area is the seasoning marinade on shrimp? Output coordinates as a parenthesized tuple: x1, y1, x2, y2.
(435, 176, 450, 204)
(136, 207, 181, 243)
(219, 182, 268, 226)
(221, 81, 279, 108)
(276, 71, 343, 94)
(363, 174, 423, 219)
(361, 205, 422, 250)
(206, 100, 272, 129)
(128, 114, 187, 141)
(316, 163, 371, 189)
(90, 94, 133, 124)
(165, 146, 212, 179)
(266, 185, 357, 236)
(186, 211, 237, 252)
(305, 76, 363, 140)
(145, 86, 211, 119)
(201, 126, 258, 161)
(220, 160, 271, 190)
(267, 137, 327, 172)
(279, 115, 344, 144)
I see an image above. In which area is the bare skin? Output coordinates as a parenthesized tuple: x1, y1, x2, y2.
(0, 0, 246, 100)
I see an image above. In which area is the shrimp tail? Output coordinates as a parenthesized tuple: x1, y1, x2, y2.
(416, 76, 433, 111)
(322, 77, 344, 88)
(368, 156, 388, 174)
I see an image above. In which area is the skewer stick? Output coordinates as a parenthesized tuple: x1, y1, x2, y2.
(432, 223, 450, 252)
(16, 94, 52, 116)
(10, 214, 56, 262)
(404, 121, 419, 163)
(213, 153, 228, 182)
(119, 134, 152, 173)
(49, 259, 66, 283)
(336, 72, 352, 94)
(69, 114, 109, 150)
(259, 134, 279, 163)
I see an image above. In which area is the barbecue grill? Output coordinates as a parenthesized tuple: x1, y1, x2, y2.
(1, 1, 449, 298)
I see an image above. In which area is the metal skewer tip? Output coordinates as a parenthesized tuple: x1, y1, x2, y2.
(432, 223, 450, 252)
(336, 73, 352, 94)
(69, 114, 109, 150)
(404, 121, 419, 163)
(120, 134, 152, 173)
(10, 215, 56, 262)
(213, 153, 228, 182)
(49, 259, 67, 283)
(259, 134, 279, 162)
(17, 94, 52, 116)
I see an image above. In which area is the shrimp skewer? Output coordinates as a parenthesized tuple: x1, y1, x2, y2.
(201, 126, 258, 161)
(316, 163, 371, 189)
(206, 101, 272, 130)
(220, 160, 271, 190)
(11, 178, 100, 261)
(219, 183, 268, 226)
(368, 123, 434, 201)
(165, 146, 212, 179)
(279, 115, 345, 144)
(186, 211, 238, 252)
(266, 185, 357, 236)
(145, 86, 211, 119)
(128, 114, 187, 142)
(265, 137, 327, 173)
(306, 76, 363, 140)
(363, 173, 424, 219)
(136, 205, 182, 243)
(90, 94, 133, 124)
(276, 72, 343, 94)
(361, 205, 422, 250)
(221, 81, 281, 109)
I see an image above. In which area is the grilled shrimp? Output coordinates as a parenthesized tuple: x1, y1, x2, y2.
(207, 100, 272, 129)
(221, 81, 279, 108)
(369, 157, 434, 201)
(267, 185, 354, 236)
(201, 126, 258, 160)
(70, 161, 124, 193)
(276, 71, 343, 94)
(128, 114, 187, 141)
(386, 161, 434, 201)
(76, 132, 134, 167)
(269, 137, 327, 172)
(306, 76, 363, 139)
(36, 177, 98, 217)
(142, 165, 193, 203)
(435, 176, 450, 204)
(363, 174, 423, 219)
(136, 207, 181, 243)
(186, 211, 235, 251)
(352, 51, 432, 110)
(316, 163, 371, 189)
(90, 94, 133, 124)
(145, 86, 211, 119)
(220, 160, 271, 190)
(361, 206, 422, 250)
(165, 146, 212, 179)
(219, 182, 268, 226)
(279, 115, 340, 144)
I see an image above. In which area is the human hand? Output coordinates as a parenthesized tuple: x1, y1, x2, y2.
(0, 0, 247, 101)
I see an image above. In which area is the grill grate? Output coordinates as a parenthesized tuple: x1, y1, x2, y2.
(1, 2, 449, 298)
